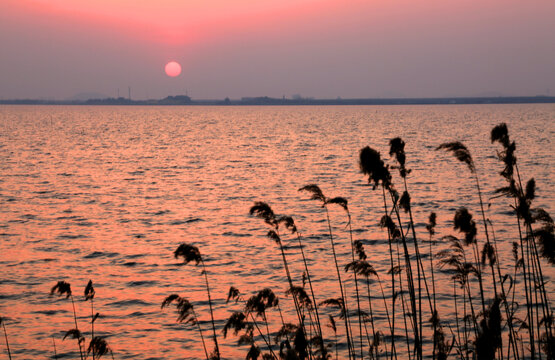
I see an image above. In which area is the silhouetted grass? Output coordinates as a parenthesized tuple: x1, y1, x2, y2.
(174, 243, 221, 360)
(162, 294, 211, 360)
(147, 124, 555, 358)
(48, 280, 114, 360)
(30, 123, 553, 360)
(299, 185, 355, 360)
(230, 124, 553, 359)
(51, 281, 85, 360)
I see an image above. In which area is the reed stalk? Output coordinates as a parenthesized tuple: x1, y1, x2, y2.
(299, 185, 355, 360)
(250, 202, 311, 357)
(226, 287, 281, 359)
(52, 336, 58, 360)
(50, 281, 85, 360)
(0, 317, 12, 360)
(386, 183, 420, 359)
(162, 294, 210, 360)
(174, 244, 220, 359)
(84, 280, 96, 360)
(490, 123, 555, 357)
(327, 197, 365, 359)
(280, 216, 326, 357)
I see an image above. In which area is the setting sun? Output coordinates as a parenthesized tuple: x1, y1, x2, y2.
(164, 61, 181, 77)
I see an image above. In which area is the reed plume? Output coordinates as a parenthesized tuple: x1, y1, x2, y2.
(475, 297, 502, 360)
(276, 213, 326, 354)
(491, 123, 554, 357)
(360, 144, 423, 359)
(533, 213, 555, 265)
(162, 294, 210, 360)
(87, 337, 113, 360)
(246, 288, 280, 347)
(174, 243, 220, 359)
(51, 280, 72, 298)
(327, 196, 365, 360)
(359, 146, 392, 190)
(299, 185, 355, 359)
(227, 286, 240, 304)
(224, 287, 278, 358)
(51, 281, 84, 360)
(435, 142, 475, 173)
(223, 312, 248, 338)
(249, 201, 308, 353)
(63, 329, 85, 346)
(84, 280, 97, 360)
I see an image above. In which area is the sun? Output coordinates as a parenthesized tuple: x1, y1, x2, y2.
(165, 61, 182, 77)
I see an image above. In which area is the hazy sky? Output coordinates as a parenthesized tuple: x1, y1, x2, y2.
(1, 0, 554, 100)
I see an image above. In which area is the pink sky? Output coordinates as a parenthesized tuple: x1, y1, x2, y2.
(1, 0, 554, 99)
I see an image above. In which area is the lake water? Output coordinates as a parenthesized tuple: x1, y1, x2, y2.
(0, 104, 553, 359)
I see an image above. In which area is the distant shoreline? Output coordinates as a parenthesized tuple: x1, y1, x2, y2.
(1, 95, 554, 106)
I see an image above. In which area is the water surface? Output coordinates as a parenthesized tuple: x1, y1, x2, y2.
(0, 105, 553, 359)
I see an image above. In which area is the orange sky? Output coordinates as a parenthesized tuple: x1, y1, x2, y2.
(8, 0, 359, 45)
(1, 0, 554, 99)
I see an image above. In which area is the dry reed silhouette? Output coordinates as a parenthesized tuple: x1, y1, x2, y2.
(87, 337, 114, 360)
(250, 202, 324, 359)
(490, 122, 554, 358)
(437, 137, 522, 359)
(162, 294, 211, 360)
(48, 280, 114, 360)
(222, 124, 553, 359)
(360, 144, 421, 360)
(51, 281, 85, 360)
(299, 185, 355, 360)
(84, 280, 97, 360)
(224, 286, 284, 359)
(174, 243, 221, 360)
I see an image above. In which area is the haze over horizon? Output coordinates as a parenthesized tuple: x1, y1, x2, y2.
(1, 0, 554, 100)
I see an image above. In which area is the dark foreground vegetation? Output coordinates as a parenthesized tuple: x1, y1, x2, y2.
(1, 123, 553, 359)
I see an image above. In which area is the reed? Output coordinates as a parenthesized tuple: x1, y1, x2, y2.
(278, 215, 326, 358)
(35, 124, 552, 359)
(345, 240, 394, 360)
(299, 185, 356, 360)
(250, 201, 325, 359)
(87, 337, 114, 360)
(327, 197, 365, 360)
(224, 287, 278, 359)
(162, 294, 211, 360)
(224, 125, 553, 359)
(489, 123, 555, 358)
(174, 243, 221, 360)
(50, 281, 85, 360)
(359, 145, 419, 359)
(11, 123, 555, 359)
(436, 140, 522, 359)
(84, 280, 96, 360)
